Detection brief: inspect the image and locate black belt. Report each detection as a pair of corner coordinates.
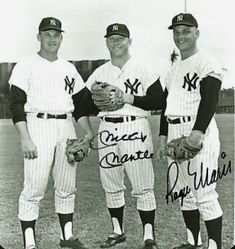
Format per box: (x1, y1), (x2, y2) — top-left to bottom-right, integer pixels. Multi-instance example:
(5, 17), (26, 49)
(167, 116), (191, 124)
(37, 113), (68, 119)
(101, 116), (136, 123)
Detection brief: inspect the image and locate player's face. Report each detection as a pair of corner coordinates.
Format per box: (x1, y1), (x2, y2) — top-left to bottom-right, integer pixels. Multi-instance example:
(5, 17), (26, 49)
(106, 35), (131, 57)
(173, 26), (199, 53)
(38, 30), (63, 55)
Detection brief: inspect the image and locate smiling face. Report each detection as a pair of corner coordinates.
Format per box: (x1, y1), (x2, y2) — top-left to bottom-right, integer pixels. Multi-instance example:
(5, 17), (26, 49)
(106, 35), (131, 58)
(173, 25), (199, 57)
(37, 29), (63, 56)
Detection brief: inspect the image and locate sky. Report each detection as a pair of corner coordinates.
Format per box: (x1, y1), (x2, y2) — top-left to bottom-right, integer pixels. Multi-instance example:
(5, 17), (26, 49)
(0, 0), (234, 88)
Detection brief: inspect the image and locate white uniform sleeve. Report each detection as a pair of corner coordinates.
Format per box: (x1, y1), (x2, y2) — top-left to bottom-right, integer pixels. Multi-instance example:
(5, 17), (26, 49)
(85, 70), (97, 91)
(141, 64), (161, 92)
(9, 59), (30, 94)
(198, 54), (223, 82)
(162, 67), (172, 91)
(70, 64), (86, 95)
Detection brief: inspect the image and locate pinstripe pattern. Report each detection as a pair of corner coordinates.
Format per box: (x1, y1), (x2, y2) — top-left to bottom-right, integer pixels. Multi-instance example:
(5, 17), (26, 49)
(165, 50), (224, 221)
(98, 118), (156, 211)
(9, 55), (85, 221)
(19, 115), (77, 220)
(86, 58), (159, 212)
(165, 51), (223, 117)
(167, 117), (223, 220)
(9, 54), (84, 114)
(86, 57), (160, 118)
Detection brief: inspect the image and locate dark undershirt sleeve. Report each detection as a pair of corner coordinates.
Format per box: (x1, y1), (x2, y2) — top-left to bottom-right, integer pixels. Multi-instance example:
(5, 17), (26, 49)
(133, 78), (164, 110)
(9, 85), (27, 124)
(159, 89), (168, 136)
(193, 76), (222, 133)
(72, 87), (99, 121)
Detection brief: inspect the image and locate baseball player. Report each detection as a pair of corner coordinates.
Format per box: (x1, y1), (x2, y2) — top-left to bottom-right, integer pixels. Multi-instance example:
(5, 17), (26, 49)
(9, 17), (92, 249)
(82, 23), (164, 249)
(157, 13), (223, 249)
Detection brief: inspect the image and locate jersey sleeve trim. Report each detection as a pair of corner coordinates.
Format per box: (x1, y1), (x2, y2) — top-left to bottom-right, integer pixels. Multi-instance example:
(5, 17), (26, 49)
(193, 76), (221, 133)
(133, 78), (164, 111)
(9, 85), (27, 124)
(159, 89), (168, 136)
(72, 87), (99, 121)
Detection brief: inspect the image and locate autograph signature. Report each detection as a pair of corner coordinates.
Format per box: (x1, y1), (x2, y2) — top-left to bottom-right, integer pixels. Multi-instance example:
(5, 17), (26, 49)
(90, 129), (152, 168)
(99, 150), (153, 168)
(90, 129), (147, 150)
(165, 152), (232, 206)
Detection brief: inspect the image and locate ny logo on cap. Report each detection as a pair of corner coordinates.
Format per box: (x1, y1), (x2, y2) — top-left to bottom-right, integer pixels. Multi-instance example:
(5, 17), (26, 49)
(50, 19), (57, 26)
(177, 14), (183, 22)
(112, 25), (119, 31)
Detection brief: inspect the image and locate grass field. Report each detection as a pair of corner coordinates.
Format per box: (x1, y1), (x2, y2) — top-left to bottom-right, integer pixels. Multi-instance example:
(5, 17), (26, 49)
(0, 114), (234, 249)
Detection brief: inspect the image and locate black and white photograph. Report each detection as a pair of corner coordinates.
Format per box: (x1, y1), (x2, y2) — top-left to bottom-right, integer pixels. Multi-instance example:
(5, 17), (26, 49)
(0, 0), (234, 249)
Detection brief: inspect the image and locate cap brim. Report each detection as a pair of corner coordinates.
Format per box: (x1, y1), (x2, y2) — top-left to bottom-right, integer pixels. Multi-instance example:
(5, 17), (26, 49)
(168, 22), (195, 30)
(40, 26), (64, 32)
(104, 32), (129, 38)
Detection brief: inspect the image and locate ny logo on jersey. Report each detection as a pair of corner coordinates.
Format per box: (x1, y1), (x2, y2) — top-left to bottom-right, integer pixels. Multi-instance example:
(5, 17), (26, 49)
(124, 78), (141, 94)
(182, 73), (199, 91)
(64, 76), (75, 94)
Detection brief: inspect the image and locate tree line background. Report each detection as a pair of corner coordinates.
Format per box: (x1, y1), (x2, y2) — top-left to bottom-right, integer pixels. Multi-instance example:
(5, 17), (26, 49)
(0, 61), (234, 119)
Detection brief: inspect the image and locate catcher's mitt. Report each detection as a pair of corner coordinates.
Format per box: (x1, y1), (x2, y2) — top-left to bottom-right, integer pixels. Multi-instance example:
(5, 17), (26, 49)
(65, 138), (90, 165)
(165, 136), (202, 163)
(90, 81), (124, 111)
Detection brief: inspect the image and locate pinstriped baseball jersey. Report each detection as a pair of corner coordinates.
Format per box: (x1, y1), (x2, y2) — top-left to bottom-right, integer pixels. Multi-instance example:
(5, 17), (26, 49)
(165, 51), (223, 117)
(86, 57), (160, 211)
(165, 50), (224, 221)
(9, 54), (85, 114)
(9, 54), (85, 221)
(86, 57), (161, 117)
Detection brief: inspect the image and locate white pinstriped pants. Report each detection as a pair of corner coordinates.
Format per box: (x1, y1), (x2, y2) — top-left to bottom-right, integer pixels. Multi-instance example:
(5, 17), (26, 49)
(97, 117), (156, 211)
(167, 117), (223, 221)
(18, 115), (77, 221)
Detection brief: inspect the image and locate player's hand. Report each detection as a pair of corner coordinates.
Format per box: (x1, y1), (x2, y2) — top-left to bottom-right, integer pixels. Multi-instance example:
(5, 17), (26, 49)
(21, 138), (38, 159)
(156, 144), (166, 161)
(186, 130), (204, 147)
(123, 93), (134, 105)
(156, 136), (167, 161)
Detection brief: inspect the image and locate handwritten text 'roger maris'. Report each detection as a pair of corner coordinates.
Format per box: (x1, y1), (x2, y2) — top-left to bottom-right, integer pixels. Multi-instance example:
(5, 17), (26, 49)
(165, 152), (232, 206)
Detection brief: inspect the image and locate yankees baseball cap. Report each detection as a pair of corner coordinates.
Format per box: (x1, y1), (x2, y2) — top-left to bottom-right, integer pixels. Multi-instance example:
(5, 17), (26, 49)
(168, 13), (198, 29)
(104, 23), (130, 38)
(39, 17), (64, 32)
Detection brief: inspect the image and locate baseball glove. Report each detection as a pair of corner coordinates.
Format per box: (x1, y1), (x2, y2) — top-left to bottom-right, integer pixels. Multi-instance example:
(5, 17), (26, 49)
(165, 136), (202, 163)
(65, 138), (90, 165)
(90, 81), (124, 111)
